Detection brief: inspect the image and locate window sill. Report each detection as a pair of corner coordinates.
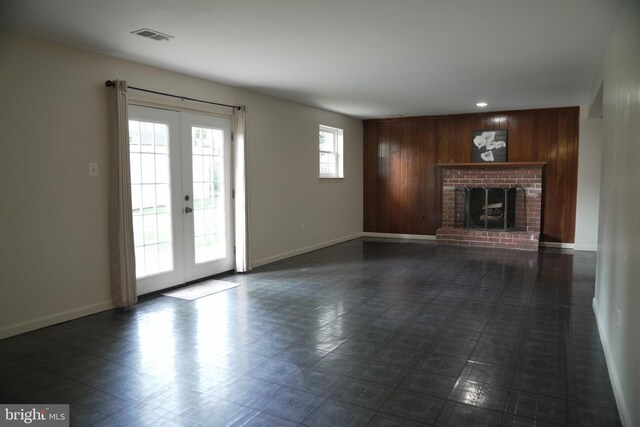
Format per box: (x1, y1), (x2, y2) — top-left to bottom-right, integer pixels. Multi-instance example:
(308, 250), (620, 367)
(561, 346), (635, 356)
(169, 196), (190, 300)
(318, 177), (345, 182)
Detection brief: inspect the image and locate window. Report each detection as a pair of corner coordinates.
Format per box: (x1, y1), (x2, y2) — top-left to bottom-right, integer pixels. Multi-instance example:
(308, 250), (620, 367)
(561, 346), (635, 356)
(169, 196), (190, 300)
(319, 125), (344, 178)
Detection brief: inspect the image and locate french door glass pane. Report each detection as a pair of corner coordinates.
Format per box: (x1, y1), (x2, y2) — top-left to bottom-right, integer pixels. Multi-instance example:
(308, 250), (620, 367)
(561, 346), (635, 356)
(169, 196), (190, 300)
(129, 119), (174, 278)
(192, 126), (226, 263)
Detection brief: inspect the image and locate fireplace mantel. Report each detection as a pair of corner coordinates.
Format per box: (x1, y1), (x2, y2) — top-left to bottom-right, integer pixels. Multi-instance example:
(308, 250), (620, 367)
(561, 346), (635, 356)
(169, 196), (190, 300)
(437, 162), (546, 169)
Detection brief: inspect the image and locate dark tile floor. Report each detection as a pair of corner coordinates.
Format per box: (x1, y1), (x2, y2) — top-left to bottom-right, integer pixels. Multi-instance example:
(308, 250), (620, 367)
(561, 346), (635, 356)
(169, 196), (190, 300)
(0, 238), (622, 426)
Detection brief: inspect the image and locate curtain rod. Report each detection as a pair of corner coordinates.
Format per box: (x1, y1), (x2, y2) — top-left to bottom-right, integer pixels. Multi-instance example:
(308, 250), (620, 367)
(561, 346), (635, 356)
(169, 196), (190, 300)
(105, 80), (242, 110)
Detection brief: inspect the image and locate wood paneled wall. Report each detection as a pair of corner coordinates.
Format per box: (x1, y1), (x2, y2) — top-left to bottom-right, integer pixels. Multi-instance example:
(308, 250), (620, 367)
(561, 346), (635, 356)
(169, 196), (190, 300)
(363, 107), (580, 243)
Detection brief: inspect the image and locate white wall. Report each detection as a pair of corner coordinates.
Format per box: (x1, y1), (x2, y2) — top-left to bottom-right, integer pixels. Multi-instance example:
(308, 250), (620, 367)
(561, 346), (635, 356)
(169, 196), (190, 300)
(574, 105), (602, 251)
(592, 0), (640, 425)
(0, 31), (363, 338)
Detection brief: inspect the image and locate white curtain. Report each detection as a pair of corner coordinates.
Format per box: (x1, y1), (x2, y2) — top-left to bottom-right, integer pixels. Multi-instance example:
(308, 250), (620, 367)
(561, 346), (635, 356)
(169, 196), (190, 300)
(108, 80), (137, 306)
(233, 106), (250, 272)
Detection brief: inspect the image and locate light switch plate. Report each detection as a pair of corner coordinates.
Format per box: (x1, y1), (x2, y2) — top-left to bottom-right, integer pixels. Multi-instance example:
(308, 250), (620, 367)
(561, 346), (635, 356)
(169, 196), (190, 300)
(89, 162), (99, 177)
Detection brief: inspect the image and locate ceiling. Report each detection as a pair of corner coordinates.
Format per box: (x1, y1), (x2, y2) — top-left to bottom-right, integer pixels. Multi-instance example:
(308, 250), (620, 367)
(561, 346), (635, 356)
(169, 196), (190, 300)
(1, 0), (622, 119)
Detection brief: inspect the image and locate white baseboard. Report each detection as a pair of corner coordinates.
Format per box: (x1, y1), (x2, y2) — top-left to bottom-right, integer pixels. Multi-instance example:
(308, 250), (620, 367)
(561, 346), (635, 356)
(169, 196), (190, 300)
(593, 298), (632, 426)
(540, 241), (575, 249)
(574, 244), (598, 252)
(251, 233), (363, 268)
(362, 232), (436, 241)
(0, 300), (114, 340)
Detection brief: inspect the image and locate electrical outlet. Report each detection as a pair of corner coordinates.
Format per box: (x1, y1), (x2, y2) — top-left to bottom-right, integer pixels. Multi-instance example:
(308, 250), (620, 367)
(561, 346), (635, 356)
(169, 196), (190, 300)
(89, 162), (99, 177)
(300, 223), (305, 232)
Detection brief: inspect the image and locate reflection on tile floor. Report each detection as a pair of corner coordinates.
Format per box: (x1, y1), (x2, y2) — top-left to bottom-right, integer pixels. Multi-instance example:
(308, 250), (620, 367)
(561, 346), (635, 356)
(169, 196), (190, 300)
(0, 238), (622, 426)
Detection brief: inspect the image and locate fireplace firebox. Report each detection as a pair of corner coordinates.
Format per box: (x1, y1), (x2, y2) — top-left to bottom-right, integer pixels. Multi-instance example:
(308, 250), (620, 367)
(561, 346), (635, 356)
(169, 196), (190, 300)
(454, 186), (526, 231)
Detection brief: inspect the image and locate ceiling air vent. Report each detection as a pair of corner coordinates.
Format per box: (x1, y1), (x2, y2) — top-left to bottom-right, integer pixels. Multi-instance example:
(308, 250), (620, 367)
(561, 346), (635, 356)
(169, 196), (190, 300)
(131, 28), (174, 42)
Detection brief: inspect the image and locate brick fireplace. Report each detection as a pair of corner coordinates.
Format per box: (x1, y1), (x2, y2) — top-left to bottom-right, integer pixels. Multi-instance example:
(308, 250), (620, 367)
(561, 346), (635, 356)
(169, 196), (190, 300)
(436, 162), (545, 251)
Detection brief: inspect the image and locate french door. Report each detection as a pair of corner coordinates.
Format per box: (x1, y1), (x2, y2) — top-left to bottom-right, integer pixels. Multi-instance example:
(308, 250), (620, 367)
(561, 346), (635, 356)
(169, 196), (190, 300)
(128, 105), (234, 295)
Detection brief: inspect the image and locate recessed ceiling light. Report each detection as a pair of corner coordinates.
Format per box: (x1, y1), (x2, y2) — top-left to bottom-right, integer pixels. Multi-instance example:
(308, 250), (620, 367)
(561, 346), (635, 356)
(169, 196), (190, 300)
(131, 28), (174, 42)
(476, 102), (488, 107)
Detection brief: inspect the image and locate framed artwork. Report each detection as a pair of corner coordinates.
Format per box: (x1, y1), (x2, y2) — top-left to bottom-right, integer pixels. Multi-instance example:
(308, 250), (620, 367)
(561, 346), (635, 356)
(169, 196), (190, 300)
(472, 130), (507, 162)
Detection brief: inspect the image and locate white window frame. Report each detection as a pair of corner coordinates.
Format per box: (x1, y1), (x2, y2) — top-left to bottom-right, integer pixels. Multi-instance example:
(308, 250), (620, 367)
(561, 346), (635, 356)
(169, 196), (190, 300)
(319, 124), (344, 179)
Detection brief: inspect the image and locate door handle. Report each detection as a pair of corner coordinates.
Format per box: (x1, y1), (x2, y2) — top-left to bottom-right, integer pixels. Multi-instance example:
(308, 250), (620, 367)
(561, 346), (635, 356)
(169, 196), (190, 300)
(184, 207), (193, 214)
